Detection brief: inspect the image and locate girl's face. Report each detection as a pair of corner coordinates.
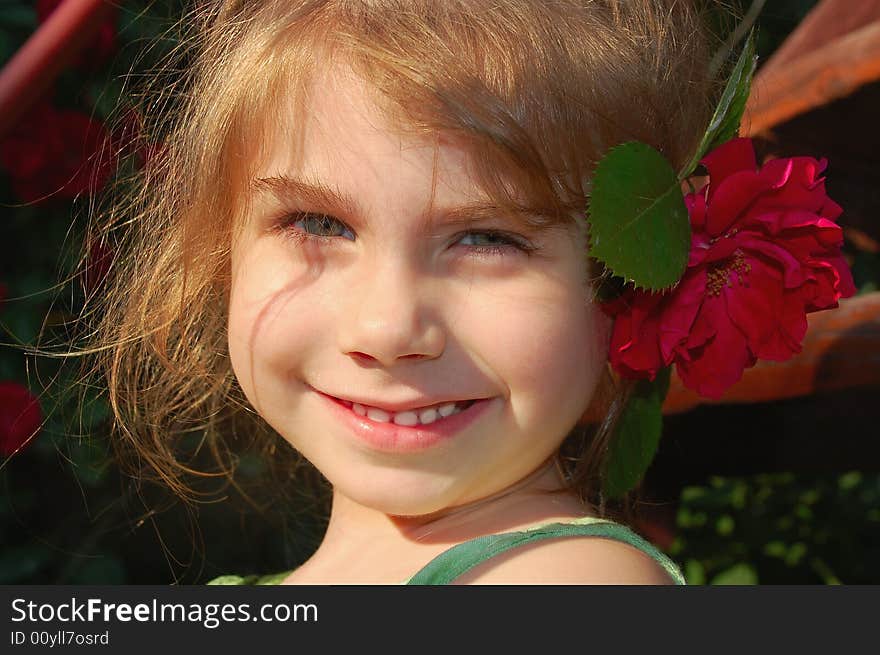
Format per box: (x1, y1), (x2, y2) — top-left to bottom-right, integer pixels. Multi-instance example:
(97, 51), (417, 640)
(228, 65), (610, 516)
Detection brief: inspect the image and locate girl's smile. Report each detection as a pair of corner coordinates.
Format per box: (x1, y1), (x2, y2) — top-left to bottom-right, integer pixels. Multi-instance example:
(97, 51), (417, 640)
(315, 388), (497, 453)
(226, 62), (611, 517)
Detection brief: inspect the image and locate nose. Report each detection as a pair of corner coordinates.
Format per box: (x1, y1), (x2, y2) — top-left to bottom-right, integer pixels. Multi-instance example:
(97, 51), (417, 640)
(337, 256), (445, 368)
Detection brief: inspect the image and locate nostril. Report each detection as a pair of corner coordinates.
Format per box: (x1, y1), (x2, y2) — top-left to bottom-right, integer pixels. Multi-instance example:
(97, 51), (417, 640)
(349, 351), (377, 364)
(348, 351), (428, 363)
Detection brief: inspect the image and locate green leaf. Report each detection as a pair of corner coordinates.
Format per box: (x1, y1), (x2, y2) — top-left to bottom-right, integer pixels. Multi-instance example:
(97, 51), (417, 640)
(603, 367), (671, 499)
(679, 31), (757, 178)
(710, 563), (758, 585)
(588, 142), (690, 291)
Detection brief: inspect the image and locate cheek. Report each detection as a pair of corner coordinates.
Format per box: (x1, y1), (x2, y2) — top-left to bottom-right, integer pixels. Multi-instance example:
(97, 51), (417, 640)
(226, 266), (262, 411)
(462, 274), (604, 409)
(226, 243), (318, 410)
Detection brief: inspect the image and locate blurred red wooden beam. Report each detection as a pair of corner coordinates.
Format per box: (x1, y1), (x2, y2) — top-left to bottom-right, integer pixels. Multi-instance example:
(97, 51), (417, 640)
(744, 0), (880, 136)
(664, 292), (880, 414)
(761, 0), (880, 71)
(0, 0), (114, 138)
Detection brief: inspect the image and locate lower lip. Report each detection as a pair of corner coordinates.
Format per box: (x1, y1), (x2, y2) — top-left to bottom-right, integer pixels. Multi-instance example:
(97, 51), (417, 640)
(315, 391), (494, 453)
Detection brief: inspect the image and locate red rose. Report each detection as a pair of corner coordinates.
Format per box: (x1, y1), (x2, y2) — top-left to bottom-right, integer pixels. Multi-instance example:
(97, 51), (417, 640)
(37, 0), (117, 68)
(0, 103), (114, 203)
(604, 138), (856, 399)
(0, 382), (42, 457)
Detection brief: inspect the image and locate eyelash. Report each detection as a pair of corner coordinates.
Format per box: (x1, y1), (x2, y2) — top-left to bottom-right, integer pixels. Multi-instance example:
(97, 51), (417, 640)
(272, 212), (537, 257)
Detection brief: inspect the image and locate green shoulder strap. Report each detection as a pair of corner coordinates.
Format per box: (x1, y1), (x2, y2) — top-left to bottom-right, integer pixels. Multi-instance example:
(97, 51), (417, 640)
(405, 518), (686, 585)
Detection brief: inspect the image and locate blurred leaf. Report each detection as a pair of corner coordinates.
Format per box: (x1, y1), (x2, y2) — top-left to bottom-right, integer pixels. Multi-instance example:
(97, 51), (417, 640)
(715, 515), (735, 536)
(711, 563), (758, 585)
(680, 486), (705, 502)
(810, 557), (841, 585)
(850, 251), (880, 294)
(764, 541), (787, 558)
(684, 559), (706, 585)
(785, 542), (808, 567)
(603, 367), (671, 498)
(839, 472), (862, 490)
(680, 31), (757, 177)
(795, 504), (812, 521)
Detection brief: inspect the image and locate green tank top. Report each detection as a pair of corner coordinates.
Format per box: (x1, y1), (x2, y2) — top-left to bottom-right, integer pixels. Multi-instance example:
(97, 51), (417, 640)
(206, 516), (686, 585)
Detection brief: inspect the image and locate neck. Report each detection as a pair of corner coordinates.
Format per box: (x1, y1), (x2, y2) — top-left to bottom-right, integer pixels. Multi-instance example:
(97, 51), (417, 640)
(318, 458), (584, 553)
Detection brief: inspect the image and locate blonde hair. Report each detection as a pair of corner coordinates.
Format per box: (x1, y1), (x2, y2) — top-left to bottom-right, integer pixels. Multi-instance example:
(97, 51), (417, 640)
(74, 0), (716, 521)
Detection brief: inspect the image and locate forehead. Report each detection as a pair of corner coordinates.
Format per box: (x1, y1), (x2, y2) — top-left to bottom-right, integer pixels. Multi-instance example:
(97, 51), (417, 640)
(244, 59), (574, 238)
(254, 64), (484, 208)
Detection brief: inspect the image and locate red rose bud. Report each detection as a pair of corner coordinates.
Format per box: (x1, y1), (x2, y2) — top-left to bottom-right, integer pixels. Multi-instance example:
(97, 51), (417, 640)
(604, 138), (856, 399)
(0, 103), (115, 203)
(0, 382), (42, 457)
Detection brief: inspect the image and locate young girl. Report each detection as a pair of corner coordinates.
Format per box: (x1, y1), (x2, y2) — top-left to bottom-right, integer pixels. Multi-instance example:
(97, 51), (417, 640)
(86, 0), (718, 584)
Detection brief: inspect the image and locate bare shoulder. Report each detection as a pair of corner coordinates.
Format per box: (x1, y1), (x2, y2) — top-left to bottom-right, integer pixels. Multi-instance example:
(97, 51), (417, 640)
(453, 535), (677, 585)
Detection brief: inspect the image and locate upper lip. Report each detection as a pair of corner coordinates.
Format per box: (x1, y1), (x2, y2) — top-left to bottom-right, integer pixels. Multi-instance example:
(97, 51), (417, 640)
(315, 388), (481, 414)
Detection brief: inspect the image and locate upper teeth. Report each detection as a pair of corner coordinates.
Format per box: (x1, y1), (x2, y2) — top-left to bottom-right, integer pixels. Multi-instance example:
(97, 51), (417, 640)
(351, 400), (470, 426)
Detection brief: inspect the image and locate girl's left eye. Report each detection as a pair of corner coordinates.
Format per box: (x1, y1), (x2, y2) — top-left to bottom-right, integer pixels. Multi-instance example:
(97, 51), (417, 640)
(456, 230), (536, 256)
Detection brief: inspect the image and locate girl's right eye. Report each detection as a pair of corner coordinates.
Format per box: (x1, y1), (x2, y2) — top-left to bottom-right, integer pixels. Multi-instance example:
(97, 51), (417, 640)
(275, 212), (356, 244)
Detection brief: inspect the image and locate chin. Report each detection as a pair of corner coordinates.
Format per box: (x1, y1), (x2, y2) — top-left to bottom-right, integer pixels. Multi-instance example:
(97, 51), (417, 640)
(331, 469), (469, 517)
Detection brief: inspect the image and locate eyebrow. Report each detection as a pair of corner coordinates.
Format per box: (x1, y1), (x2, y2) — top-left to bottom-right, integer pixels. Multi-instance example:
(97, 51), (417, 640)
(251, 174), (565, 232)
(253, 175), (362, 219)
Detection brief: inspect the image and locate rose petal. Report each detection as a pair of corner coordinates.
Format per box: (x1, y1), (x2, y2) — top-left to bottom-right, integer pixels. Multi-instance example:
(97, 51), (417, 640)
(685, 187), (708, 230)
(723, 255), (783, 352)
(701, 138), (757, 193)
(737, 234), (811, 289)
(676, 312), (754, 399)
(800, 257), (857, 311)
(657, 269), (707, 362)
(608, 291), (666, 379)
(745, 208), (842, 239)
(705, 170), (771, 236)
(756, 289), (808, 360)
